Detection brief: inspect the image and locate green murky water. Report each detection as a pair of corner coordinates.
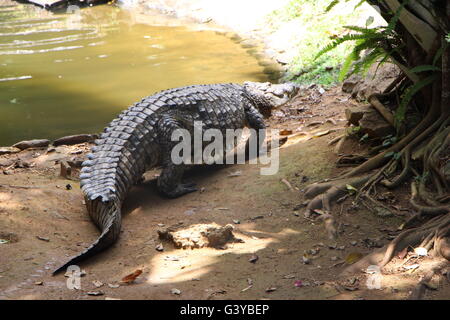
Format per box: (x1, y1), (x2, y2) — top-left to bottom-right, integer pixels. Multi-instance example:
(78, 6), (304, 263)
(0, 1), (268, 145)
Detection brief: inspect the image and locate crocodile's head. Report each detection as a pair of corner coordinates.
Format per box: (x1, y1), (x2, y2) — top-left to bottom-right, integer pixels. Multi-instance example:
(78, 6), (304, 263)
(243, 81), (300, 117)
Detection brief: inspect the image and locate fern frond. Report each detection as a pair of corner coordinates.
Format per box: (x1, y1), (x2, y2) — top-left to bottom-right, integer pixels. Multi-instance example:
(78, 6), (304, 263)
(343, 25), (381, 34)
(315, 33), (381, 59)
(395, 74), (437, 126)
(325, 0), (340, 12)
(352, 48), (384, 76)
(339, 50), (359, 81)
(385, 0), (410, 35)
(354, 0), (366, 9)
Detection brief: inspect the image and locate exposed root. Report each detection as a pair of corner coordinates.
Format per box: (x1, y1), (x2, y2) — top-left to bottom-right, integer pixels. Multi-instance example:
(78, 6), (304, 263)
(302, 46), (450, 274)
(379, 213), (450, 268)
(368, 94), (395, 127)
(304, 175), (370, 217)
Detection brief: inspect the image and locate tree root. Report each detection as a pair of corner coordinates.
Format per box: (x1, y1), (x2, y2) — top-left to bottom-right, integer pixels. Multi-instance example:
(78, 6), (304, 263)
(368, 94), (395, 127)
(379, 213), (450, 267)
(304, 175), (370, 216)
(302, 52), (450, 273)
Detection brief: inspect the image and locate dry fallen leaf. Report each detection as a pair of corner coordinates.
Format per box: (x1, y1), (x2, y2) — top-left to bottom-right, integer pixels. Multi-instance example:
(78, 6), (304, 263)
(241, 285), (252, 292)
(280, 129), (293, 136)
(345, 252), (363, 264)
(281, 178), (294, 191)
(404, 264), (420, 271)
(120, 269), (143, 284)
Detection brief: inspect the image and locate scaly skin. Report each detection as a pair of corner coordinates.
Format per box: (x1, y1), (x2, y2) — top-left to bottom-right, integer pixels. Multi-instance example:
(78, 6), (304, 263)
(53, 82), (299, 274)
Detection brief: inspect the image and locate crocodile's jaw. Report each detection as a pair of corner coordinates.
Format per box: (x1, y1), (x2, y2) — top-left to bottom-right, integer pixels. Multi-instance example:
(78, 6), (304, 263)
(243, 81), (300, 117)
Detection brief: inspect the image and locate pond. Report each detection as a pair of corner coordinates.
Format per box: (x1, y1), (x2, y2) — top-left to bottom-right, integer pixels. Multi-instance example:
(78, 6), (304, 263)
(0, 1), (269, 145)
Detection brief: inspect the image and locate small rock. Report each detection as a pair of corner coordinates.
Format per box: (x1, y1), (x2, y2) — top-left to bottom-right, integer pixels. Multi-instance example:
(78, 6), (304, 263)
(302, 255), (311, 265)
(232, 220), (240, 224)
(34, 281), (43, 285)
(249, 254), (259, 263)
(171, 288), (181, 295)
(331, 256), (339, 261)
(86, 291), (104, 296)
(0, 147), (21, 156)
(12, 139), (50, 150)
(53, 134), (97, 146)
(342, 74), (362, 93)
(155, 243), (164, 252)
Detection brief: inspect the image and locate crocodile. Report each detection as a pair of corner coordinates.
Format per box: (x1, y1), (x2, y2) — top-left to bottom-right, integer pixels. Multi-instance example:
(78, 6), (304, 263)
(53, 81), (299, 274)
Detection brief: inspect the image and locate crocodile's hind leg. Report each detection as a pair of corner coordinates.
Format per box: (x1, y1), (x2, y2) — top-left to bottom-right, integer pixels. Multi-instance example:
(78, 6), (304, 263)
(156, 115), (198, 198)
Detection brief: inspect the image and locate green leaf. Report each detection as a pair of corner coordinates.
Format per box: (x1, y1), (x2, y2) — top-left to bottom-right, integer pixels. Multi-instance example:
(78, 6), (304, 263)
(354, 0), (366, 9)
(325, 0), (340, 12)
(339, 50), (358, 81)
(395, 74), (437, 126)
(384, 151), (395, 158)
(359, 133), (369, 142)
(346, 184), (358, 193)
(433, 42), (449, 66)
(410, 65), (441, 73)
(365, 16), (374, 27)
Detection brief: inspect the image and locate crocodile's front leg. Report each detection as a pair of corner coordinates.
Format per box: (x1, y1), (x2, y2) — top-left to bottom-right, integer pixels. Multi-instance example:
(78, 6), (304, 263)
(244, 105), (266, 159)
(156, 115), (198, 198)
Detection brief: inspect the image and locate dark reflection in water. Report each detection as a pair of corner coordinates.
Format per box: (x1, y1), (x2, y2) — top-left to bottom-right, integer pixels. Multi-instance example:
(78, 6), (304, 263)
(0, 1), (268, 145)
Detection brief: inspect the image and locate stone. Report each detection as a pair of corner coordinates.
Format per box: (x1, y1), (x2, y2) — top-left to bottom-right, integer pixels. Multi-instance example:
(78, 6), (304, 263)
(12, 139), (50, 150)
(345, 105), (371, 126)
(359, 109), (394, 138)
(0, 147), (21, 156)
(53, 134), (97, 146)
(345, 105), (394, 138)
(158, 223), (242, 249)
(60, 161), (72, 179)
(342, 74), (362, 93)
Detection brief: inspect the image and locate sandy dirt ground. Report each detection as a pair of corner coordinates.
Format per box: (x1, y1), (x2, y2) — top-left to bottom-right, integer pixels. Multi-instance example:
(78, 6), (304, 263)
(0, 85), (449, 300)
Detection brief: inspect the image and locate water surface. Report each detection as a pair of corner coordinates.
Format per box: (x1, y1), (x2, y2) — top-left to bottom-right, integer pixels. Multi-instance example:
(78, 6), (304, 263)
(0, 1), (268, 145)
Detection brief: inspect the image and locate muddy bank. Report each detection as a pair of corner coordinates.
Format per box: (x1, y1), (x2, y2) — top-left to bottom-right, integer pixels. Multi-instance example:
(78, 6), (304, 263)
(129, 0), (385, 80)
(131, 0), (291, 77)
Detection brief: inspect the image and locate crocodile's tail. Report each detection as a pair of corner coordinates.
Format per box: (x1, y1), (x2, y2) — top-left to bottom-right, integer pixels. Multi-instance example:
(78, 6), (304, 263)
(52, 198), (121, 275)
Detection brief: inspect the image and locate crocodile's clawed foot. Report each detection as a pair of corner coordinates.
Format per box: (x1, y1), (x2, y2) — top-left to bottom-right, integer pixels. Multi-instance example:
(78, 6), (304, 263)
(164, 183), (198, 198)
